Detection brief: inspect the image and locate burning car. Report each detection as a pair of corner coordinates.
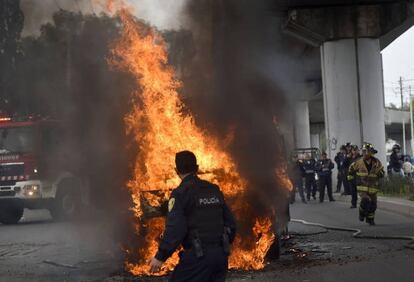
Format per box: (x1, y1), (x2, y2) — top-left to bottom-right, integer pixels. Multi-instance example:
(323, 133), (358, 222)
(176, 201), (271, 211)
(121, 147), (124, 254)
(0, 116), (88, 224)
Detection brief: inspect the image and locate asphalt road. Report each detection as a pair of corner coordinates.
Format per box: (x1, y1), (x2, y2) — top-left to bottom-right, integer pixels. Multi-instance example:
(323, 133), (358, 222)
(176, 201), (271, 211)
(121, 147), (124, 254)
(0, 209), (122, 282)
(1, 199), (413, 282)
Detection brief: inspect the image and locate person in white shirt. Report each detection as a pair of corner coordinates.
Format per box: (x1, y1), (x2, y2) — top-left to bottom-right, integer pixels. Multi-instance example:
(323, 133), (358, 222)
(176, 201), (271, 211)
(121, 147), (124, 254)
(402, 157), (413, 177)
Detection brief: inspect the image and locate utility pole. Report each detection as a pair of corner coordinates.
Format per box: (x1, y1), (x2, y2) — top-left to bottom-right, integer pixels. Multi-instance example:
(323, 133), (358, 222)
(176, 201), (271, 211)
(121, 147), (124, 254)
(400, 76), (404, 110)
(400, 77), (406, 154)
(410, 85), (413, 155)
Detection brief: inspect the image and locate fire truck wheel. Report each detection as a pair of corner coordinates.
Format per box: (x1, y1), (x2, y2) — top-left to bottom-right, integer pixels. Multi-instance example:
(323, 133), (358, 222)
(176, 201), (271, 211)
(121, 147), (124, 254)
(0, 206), (24, 225)
(50, 182), (81, 221)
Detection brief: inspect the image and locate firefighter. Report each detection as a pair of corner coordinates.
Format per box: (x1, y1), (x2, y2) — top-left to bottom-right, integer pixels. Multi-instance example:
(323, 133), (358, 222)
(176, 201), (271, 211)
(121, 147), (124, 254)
(301, 153), (318, 201)
(348, 143), (384, 226)
(149, 151), (237, 281)
(348, 145), (361, 208)
(289, 154), (306, 203)
(316, 152), (335, 202)
(334, 145), (346, 193)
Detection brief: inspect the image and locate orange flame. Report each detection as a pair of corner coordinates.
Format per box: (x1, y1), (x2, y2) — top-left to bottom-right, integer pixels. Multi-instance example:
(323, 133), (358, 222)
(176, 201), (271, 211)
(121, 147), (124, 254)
(108, 6), (292, 276)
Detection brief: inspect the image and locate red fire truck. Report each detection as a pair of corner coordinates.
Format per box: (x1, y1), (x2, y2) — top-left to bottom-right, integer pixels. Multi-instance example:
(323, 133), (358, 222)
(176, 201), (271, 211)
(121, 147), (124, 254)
(0, 116), (88, 224)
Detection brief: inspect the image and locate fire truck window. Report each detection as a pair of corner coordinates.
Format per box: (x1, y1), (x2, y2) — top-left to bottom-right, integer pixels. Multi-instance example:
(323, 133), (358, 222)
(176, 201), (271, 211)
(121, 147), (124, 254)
(0, 127), (35, 154)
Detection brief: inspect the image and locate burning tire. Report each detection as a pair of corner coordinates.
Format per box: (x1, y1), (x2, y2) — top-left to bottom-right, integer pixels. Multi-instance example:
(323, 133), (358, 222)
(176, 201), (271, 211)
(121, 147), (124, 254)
(50, 179), (81, 221)
(0, 205), (24, 225)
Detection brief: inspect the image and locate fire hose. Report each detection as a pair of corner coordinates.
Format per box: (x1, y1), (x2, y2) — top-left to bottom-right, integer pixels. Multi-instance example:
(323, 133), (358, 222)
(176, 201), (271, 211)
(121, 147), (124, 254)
(291, 219), (414, 250)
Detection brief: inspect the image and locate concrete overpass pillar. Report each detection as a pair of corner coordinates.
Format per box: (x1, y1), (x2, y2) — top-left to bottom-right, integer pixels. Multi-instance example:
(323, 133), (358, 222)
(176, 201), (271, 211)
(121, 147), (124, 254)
(321, 38), (386, 164)
(284, 3), (413, 164)
(294, 101), (311, 148)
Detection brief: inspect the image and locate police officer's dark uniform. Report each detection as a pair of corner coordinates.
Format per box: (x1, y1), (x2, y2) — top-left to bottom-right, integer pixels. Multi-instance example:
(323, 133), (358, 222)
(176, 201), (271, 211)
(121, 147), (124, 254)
(316, 153), (335, 202)
(334, 146), (346, 193)
(301, 156), (318, 201)
(341, 143), (353, 195)
(348, 146), (361, 208)
(154, 151), (236, 282)
(389, 144), (403, 175)
(288, 156), (306, 203)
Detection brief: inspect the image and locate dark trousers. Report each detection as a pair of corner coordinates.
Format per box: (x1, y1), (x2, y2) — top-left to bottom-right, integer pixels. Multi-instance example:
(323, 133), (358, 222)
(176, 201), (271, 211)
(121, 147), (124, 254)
(359, 193), (377, 221)
(350, 182), (358, 207)
(319, 174), (334, 202)
(293, 178), (305, 202)
(305, 175), (317, 200)
(336, 171), (344, 192)
(343, 176), (351, 195)
(170, 247), (228, 282)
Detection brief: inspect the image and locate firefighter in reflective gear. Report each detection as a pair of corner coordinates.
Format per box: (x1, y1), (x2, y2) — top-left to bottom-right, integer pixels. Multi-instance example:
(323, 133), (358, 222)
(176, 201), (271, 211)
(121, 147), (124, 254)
(149, 151), (237, 282)
(316, 152), (335, 202)
(348, 143), (384, 225)
(301, 154), (318, 200)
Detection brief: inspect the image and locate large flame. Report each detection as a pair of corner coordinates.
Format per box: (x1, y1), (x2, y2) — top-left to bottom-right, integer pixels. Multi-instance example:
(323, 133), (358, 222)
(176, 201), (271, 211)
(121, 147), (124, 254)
(108, 6), (292, 276)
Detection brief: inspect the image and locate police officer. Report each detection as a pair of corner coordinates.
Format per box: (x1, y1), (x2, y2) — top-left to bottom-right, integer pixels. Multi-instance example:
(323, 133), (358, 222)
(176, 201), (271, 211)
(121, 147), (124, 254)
(348, 145), (361, 208)
(334, 146), (346, 193)
(289, 154), (306, 204)
(149, 151), (236, 281)
(341, 142), (353, 195)
(301, 153), (318, 201)
(316, 152), (335, 202)
(389, 144), (404, 176)
(348, 143), (384, 226)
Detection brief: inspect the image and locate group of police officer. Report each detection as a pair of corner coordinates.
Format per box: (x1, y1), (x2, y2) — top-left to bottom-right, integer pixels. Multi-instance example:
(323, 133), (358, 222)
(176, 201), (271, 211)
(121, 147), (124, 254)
(290, 151), (336, 204)
(290, 142), (384, 226)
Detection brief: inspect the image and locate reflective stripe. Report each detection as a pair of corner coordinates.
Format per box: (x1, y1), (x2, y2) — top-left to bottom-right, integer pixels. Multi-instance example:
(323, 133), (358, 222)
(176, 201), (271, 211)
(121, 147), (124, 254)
(347, 175), (354, 181)
(357, 186), (369, 192)
(357, 186), (378, 194)
(356, 172), (368, 176)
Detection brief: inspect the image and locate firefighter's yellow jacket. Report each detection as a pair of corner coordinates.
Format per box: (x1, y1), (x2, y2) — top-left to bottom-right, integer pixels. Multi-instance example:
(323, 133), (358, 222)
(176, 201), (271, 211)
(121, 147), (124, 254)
(347, 157), (384, 194)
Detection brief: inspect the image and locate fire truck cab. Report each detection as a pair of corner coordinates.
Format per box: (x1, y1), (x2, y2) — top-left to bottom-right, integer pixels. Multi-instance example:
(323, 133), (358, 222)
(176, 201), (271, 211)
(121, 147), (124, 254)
(0, 117), (87, 224)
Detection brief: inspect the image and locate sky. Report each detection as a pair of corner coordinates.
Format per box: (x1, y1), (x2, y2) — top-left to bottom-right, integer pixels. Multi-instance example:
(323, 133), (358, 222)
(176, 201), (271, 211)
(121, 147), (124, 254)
(382, 26), (414, 107)
(20, 0), (188, 36)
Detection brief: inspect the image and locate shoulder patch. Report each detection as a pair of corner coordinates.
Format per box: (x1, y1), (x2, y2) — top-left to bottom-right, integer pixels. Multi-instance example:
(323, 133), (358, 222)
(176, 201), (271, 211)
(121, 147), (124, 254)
(168, 198), (175, 212)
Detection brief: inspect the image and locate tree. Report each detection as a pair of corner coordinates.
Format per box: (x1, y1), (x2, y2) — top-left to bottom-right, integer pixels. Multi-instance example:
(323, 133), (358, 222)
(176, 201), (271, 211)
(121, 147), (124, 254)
(0, 0), (23, 113)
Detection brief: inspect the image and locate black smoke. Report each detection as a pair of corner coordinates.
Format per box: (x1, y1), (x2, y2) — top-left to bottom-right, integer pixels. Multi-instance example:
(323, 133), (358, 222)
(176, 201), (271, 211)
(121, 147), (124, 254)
(181, 0), (319, 230)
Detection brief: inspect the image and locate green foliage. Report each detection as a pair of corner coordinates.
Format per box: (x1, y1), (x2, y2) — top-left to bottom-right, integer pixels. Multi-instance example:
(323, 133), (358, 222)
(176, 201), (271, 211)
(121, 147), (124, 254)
(380, 176), (414, 198)
(12, 10), (136, 209)
(0, 0), (24, 111)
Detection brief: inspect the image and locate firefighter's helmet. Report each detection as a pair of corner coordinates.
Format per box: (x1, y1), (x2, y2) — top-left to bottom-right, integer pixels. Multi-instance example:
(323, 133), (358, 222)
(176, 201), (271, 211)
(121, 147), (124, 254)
(362, 143), (378, 154)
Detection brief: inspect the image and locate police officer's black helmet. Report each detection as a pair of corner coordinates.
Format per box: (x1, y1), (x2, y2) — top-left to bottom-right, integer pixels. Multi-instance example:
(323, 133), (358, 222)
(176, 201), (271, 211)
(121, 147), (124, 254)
(392, 144), (401, 152)
(175, 151), (198, 174)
